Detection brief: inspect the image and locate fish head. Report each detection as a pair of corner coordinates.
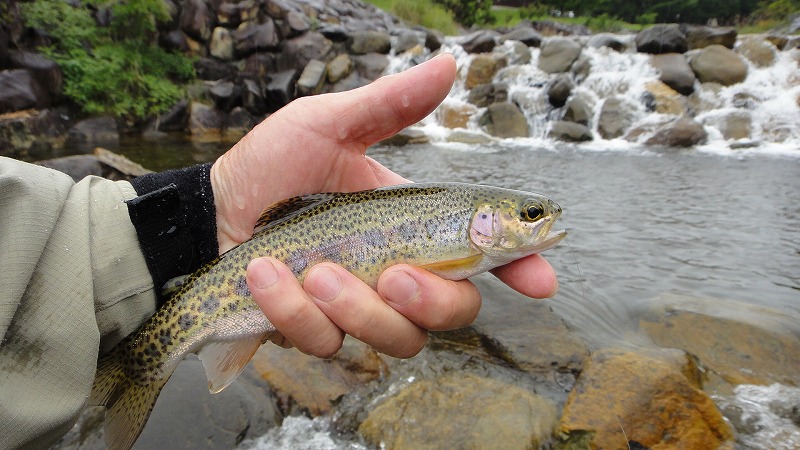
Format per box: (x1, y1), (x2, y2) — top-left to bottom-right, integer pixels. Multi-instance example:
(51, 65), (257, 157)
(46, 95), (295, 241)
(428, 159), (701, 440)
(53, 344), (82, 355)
(469, 191), (566, 261)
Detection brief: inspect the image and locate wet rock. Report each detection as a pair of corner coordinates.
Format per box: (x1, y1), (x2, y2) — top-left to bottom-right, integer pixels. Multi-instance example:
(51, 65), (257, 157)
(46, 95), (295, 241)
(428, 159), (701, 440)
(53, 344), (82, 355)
(179, 0), (213, 42)
(636, 24), (688, 54)
(284, 10), (311, 37)
(642, 80), (688, 115)
(326, 53), (352, 84)
(446, 129), (492, 145)
(765, 34), (789, 50)
(160, 29), (190, 53)
(699, 109), (752, 140)
(209, 80), (241, 112)
(638, 294), (800, 387)
(559, 347), (734, 449)
(278, 32), (333, 72)
(153, 99), (189, 132)
(351, 53), (389, 81)
(499, 27), (543, 47)
(505, 40), (531, 65)
(437, 102), (478, 129)
(650, 53), (696, 95)
(264, 69), (298, 112)
(241, 53), (278, 80)
(597, 96), (638, 139)
(194, 57), (236, 81)
(359, 373), (558, 450)
(37, 148), (151, 182)
(296, 59), (327, 96)
(225, 106), (256, 139)
(538, 37), (582, 74)
(9, 51), (63, 100)
(690, 45), (748, 86)
(0, 108), (69, 158)
(548, 121), (592, 142)
(737, 37), (777, 68)
(251, 338), (386, 416)
(393, 29), (422, 54)
(458, 29), (500, 54)
(188, 101), (225, 135)
(466, 54), (499, 90)
(587, 33), (628, 52)
(547, 73), (575, 108)
(683, 25), (737, 49)
(331, 71), (370, 93)
(65, 116), (119, 149)
(209, 27), (234, 61)
(424, 29), (443, 52)
(241, 78), (266, 116)
(233, 20), (280, 58)
(479, 102), (529, 138)
(380, 128), (429, 146)
(0, 26), (10, 69)
(0, 69), (49, 113)
(562, 93), (594, 126)
(216, 0), (258, 28)
(348, 30), (391, 55)
(645, 117), (707, 147)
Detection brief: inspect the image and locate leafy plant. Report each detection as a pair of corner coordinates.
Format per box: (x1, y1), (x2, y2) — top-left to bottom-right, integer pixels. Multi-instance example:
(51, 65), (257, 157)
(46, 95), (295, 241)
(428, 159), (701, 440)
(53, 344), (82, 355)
(19, 0), (193, 121)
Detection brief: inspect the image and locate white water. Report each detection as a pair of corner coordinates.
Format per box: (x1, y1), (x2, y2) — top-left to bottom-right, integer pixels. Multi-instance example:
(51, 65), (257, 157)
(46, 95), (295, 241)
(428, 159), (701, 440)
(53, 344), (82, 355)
(392, 36), (800, 159)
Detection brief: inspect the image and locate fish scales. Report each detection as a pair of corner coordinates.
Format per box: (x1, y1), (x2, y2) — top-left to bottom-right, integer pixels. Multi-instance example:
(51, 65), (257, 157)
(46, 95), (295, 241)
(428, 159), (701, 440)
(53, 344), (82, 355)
(89, 182), (566, 450)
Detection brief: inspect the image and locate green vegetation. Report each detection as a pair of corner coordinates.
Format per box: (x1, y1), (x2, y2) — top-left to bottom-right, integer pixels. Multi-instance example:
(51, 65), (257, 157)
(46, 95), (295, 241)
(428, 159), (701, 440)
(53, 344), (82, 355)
(364, 0), (460, 34)
(20, 0), (194, 121)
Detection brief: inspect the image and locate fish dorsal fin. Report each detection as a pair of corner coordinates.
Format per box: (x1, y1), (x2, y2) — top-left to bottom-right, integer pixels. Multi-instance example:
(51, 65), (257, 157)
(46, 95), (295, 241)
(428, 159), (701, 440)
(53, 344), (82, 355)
(253, 193), (337, 234)
(197, 335), (266, 394)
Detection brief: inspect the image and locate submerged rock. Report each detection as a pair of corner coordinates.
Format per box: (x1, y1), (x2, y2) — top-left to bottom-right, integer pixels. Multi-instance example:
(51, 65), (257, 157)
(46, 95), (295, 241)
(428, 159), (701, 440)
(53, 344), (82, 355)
(645, 117), (707, 147)
(359, 373), (558, 450)
(737, 37), (778, 68)
(559, 347), (735, 449)
(548, 121), (593, 142)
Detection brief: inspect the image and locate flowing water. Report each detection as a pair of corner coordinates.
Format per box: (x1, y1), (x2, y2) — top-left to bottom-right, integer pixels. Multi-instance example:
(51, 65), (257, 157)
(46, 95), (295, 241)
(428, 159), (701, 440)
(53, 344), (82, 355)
(86, 37), (800, 449)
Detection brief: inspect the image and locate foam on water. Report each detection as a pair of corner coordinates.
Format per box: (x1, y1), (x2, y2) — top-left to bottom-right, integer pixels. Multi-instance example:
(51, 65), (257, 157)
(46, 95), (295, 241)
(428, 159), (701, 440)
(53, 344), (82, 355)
(237, 416), (367, 450)
(714, 384), (800, 449)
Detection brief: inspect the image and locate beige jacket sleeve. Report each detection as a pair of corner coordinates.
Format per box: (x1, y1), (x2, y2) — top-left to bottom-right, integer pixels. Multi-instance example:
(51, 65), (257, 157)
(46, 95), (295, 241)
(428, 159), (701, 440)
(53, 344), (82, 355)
(0, 157), (158, 449)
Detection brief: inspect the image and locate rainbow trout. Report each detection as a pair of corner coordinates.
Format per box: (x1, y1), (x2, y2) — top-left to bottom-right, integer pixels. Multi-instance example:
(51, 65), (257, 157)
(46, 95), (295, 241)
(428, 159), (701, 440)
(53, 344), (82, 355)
(90, 182), (566, 449)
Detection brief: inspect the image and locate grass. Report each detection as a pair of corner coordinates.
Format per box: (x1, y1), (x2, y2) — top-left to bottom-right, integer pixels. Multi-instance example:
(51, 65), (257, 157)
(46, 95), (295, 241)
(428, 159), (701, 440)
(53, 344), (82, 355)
(363, 0), (460, 35)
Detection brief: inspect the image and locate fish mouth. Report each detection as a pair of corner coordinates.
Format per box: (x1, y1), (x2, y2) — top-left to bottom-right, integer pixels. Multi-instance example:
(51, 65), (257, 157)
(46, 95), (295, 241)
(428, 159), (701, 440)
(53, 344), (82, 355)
(535, 228), (567, 254)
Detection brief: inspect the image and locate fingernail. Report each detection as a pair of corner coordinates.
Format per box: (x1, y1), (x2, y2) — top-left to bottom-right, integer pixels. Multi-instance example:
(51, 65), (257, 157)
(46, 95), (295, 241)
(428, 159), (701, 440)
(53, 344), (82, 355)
(251, 258), (279, 289)
(306, 266), (343, 302)
(383, 269), (420, 306)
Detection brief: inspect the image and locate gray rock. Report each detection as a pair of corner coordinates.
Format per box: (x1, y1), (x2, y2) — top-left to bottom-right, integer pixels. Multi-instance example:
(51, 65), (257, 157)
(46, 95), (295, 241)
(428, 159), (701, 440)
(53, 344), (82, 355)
(327, 54), (352, 84)
(194, 57), (236, 81)
(765, 34), (789, 50)
(9, 51), (63, 100)
(507, 40), (531, 65)
(598, 96), (638, 139)
(0, 108), (69, 159)
(636, 24), (688, 54)
(216, 0), (258, 28)
(467, 82), (508, 107)
(160, 30), (190, 53)
(379, 128), (429, 146)
(587, 33), (628, 52)
(394, 29), (423, 54)
(562, 93), (593, 126)
(153, 99), (189, 132)
(226, 106), (256, 139)
(209, 80), (241, 112)
(499, 27), (543, 47)
(446, 130), (493, 145)
(651, 53), (696, 95)
(296, 59), (327, 96)
(189, 102), (225, 135)
(278, 32), (333, 72)
(179, 0), (213, 42)
(547, 74), (575, 108)
(241, 53), (278, 79)
(66, 116), (119, 148)
(548, 121), (593, 142)
(682, 25), (737, 49)
(466, 54), (500, 89)
(0, 69), (49, 113)
(349, 30), (391, 55)
(233, 20), (280, 58)
(241, 78), (267, 116)
(690, 45), (748, 86)
(285, 10), (311, 37)
(351, 53), (389, 81)
(645, 118), (707, 147)
(424, 29), (443, 52)
(264, 70), (298, 112)
(538, 37), (582, 74)
(209, 27), (234, 61)
(479, 103), (529, 138)
(331, 70), (370, 93)
(458, 29), (500, 54)
(736, 37), (777, 68)
(699, 110), (752, 140)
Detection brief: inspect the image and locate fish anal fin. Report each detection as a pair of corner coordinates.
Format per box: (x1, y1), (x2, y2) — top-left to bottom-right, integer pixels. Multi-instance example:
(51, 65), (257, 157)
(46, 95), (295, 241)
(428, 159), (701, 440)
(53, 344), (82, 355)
(254, 193), (337, 234)
(419, 254), (484, 277)
(197, 335), (264, 394)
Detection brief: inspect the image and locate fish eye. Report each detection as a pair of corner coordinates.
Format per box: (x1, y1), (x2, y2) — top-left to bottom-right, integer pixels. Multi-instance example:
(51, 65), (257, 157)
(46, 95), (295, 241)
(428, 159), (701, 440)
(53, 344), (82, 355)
(521, 203), (544, 222)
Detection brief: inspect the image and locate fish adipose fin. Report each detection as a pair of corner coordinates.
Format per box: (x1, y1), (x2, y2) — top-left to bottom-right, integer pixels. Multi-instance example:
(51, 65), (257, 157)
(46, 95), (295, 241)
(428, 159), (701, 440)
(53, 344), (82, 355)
(90, 348), (169, 450)
(197, 334), (265, 394)
(253, 193), (338, 234)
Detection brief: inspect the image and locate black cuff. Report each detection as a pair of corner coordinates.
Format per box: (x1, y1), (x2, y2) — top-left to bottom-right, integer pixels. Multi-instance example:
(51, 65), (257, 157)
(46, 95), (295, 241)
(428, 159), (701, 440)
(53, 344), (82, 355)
(127, 162), (218, 306)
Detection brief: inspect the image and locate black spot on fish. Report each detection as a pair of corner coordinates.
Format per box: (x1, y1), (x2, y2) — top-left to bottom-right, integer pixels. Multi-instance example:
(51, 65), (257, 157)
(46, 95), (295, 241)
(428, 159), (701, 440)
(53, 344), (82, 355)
(178, 313), (195, 331)
(201, 295), (220, 313)
(235, 277), (250, 297)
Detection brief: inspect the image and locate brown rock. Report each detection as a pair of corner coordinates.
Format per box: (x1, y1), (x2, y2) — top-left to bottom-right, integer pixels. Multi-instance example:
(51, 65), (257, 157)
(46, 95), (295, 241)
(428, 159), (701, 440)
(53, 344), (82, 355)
(360, 373), (558, 450)
(651, 53), (696, 95)
(251, 337), (386, 415)
(643, 80), (688, 115)
(437, 102), (477, 129)
(548, 121), (592, 142)
(690, 45), (748, 86)
(466, 54), (498, 89)
(699, 110), (752, 140)
(179, 0), (213, 42)
(737, 37), (777, 68)
(597, 96), (638, 139)
(559, 347), (735, 449)
(645, 118), (707, 147)
(683, 25), (737, 49)
(479, 103), (529, 138)
(326, 53), (352, 84)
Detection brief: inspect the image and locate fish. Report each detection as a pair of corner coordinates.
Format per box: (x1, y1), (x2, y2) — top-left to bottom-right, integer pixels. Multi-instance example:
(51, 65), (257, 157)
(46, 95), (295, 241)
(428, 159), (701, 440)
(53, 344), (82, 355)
(89, 182), (566, 450)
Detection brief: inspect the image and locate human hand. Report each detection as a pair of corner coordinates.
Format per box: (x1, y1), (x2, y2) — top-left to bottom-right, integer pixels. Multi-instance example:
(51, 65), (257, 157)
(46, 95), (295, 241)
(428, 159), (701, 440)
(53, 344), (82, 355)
(210, 54), (558, 358)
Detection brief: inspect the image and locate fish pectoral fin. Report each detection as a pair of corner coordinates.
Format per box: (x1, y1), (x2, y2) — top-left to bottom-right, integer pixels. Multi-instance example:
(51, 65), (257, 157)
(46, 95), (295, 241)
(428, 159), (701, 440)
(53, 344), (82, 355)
(419, 253), (484, 276)
(197, 335), (265, 394)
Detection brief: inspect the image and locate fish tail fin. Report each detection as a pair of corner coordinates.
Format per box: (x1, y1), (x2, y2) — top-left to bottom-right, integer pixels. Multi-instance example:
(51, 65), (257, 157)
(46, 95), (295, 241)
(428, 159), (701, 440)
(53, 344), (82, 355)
(90, 347), (169, 450)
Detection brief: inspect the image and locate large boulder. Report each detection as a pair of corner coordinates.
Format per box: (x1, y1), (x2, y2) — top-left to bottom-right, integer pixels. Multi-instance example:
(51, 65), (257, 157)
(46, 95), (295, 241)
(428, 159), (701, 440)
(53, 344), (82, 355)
(587, 33), (629, 52)
(264, 69), (298, 112)
(458, 29), (500, 54)
(188, 101), (225, 136)
(179, 0), (213, 42)
(562, 93), (594, 126)
(194, 57), (236, 81)
(650, 53), (696, 95)
(208, 80), (241, 112)
(326, 53), (352, 84)
(209, 27), (234, 61)
(233, 20), (280, 58)
(699, 109), (752, 140)
(278, 32), (333, 72)
(548, 121), (593, 142)
(65, 116), (119, 149)
(682, 25), (737, 49)
(642, 80), (688, 116)
(0, 69), (49, 113)
(736, 37), (778, 68)
(597, 96), (638, 139)
(348, 30), (391, 55)
(499, 26), (543, 47)
(437, 102), (478, 129)
(466, 54), (499, 89)
(152, 99), (189, 132)
(479, 103), (529, 138)
(645, 118), (707, 147)
(537, 37), (582, 74)
(690, 44), (748, 86)
(296, 59), (327, 96)
(351, 53), (389, 81)
(559, 348), (734, 449)
(467, 82), (508, 108)
(636, 24), (688, 54)
(547, 73), (575, 108)
(9, 51), (62, 100)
